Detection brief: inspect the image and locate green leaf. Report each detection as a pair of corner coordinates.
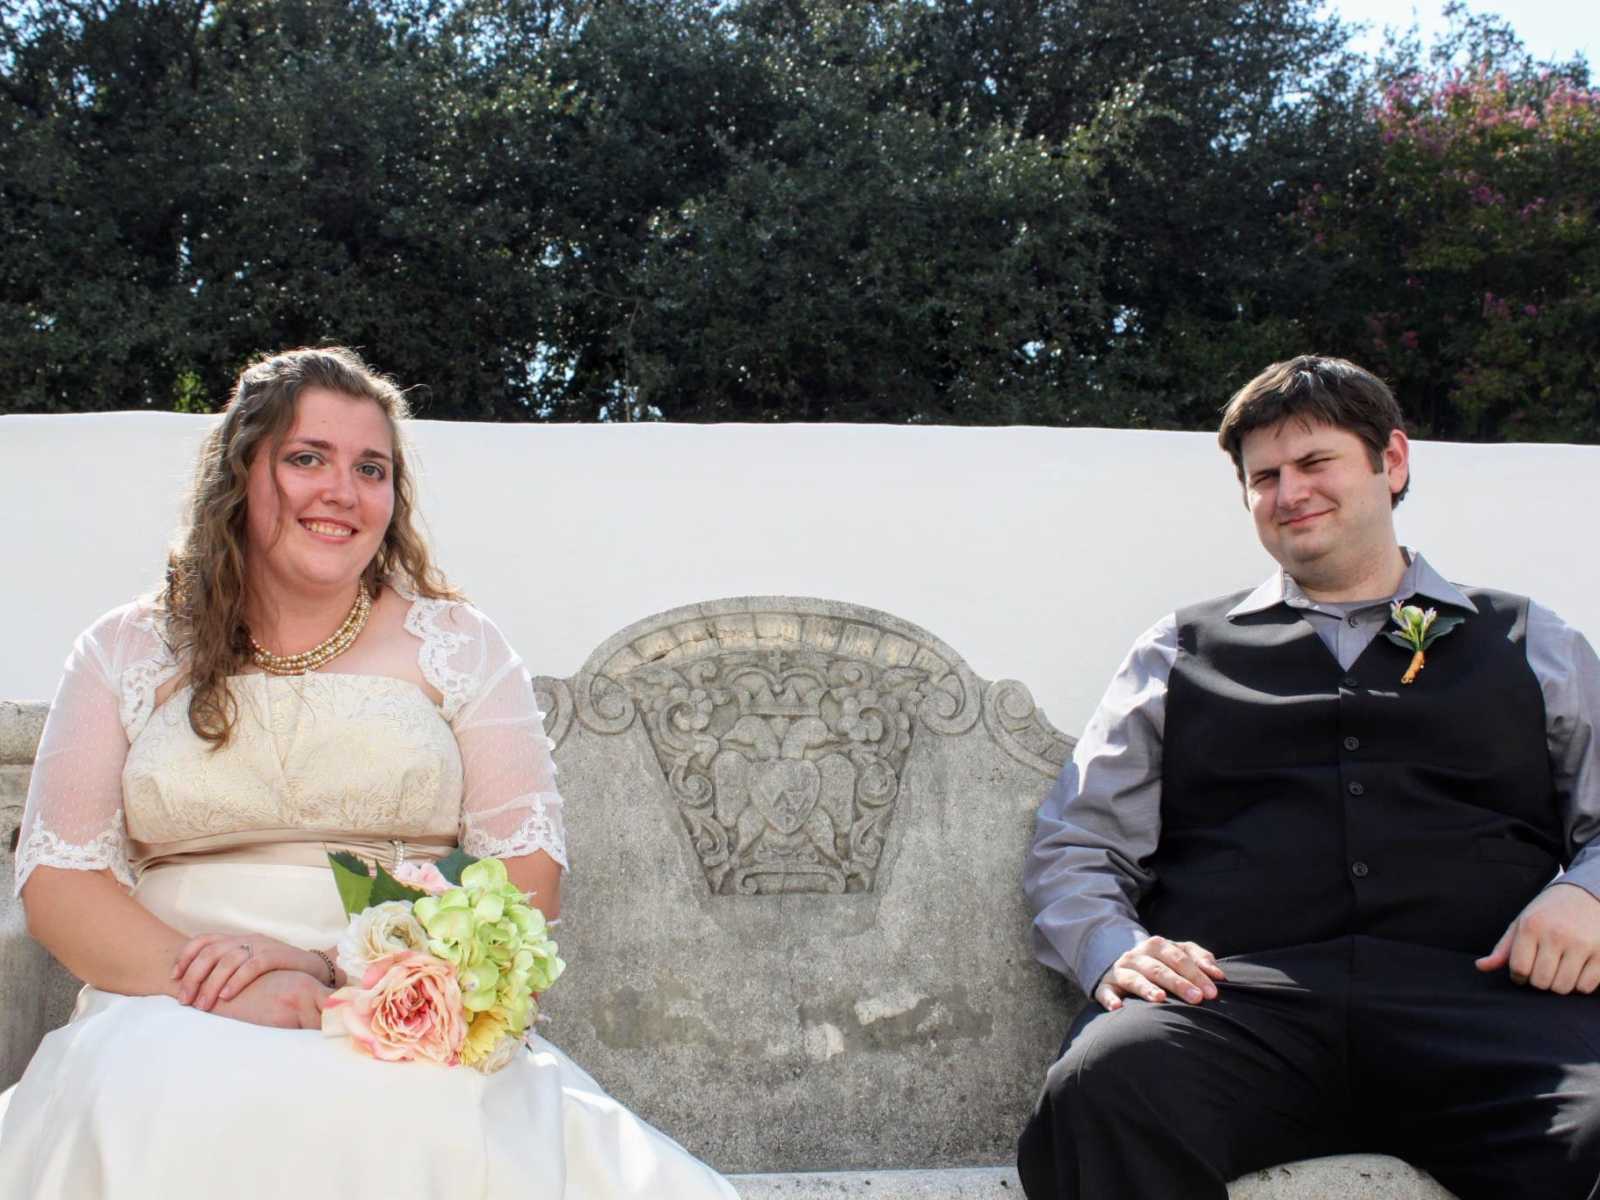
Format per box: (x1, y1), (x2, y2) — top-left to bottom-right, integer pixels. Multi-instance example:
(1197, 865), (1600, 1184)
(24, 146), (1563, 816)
(433, 848), (479, 887)
(328, 852), (375, 917)
(368, 862), (430, 906)
(1383, 630), (1418, 651)
(1421, 614), (1465, 649)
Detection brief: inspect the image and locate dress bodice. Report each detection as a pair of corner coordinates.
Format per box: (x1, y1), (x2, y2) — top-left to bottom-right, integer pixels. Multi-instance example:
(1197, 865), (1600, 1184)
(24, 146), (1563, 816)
(123, 674), (464, 869)
(15, 588), (568, 896)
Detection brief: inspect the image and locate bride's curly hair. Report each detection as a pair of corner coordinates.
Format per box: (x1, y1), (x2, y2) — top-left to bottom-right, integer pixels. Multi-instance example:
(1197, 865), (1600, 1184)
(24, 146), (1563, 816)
(159, 347), (461, 748)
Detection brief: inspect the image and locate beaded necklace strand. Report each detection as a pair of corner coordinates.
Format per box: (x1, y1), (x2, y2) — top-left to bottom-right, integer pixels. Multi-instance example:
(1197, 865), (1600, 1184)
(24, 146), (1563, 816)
(247, 581), (373, 676)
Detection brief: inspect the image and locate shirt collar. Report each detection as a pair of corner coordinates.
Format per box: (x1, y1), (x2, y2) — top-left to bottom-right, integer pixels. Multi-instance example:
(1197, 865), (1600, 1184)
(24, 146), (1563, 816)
(1226, 549), (1479, 620)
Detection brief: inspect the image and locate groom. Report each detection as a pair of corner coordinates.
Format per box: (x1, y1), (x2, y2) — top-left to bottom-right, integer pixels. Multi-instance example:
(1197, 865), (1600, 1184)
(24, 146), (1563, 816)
(1018, 356), (1600, 1198)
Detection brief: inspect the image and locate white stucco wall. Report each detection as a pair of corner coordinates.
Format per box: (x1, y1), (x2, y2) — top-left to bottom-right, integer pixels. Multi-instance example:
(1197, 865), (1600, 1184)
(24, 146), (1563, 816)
(2, 413), (1597, 737)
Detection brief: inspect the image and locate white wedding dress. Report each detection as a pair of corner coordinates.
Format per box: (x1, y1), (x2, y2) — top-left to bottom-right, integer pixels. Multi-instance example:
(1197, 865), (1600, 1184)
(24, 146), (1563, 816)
(0, 589), (737, 1199)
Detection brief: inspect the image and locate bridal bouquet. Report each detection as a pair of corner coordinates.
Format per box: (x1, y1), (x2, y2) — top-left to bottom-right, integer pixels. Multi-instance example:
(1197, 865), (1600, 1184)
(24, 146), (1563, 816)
(320, 850), (564, 1072)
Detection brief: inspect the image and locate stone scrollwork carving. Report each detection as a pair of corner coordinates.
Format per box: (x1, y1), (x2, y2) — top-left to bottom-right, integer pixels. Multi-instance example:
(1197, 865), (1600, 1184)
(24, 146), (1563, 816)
(624, 652), (924, 894)
(982, 679), (1074, 777)
(549, 598), (1071, 895)
(530, 676), (574, 750)
(573, 670), (637, 736)
(914, 662), (983, 737)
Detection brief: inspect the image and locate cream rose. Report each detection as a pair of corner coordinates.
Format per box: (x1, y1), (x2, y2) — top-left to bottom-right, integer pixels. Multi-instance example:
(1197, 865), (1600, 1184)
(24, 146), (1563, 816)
(335, 900), (430, 981)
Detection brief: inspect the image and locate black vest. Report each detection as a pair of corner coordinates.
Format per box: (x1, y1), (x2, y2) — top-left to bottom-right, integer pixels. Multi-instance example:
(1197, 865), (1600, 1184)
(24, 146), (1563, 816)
(1143, 587), (1561, 957)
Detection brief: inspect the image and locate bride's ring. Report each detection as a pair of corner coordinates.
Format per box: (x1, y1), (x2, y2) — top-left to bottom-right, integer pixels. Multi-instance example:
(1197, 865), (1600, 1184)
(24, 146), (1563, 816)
(241, 942), (253, 959)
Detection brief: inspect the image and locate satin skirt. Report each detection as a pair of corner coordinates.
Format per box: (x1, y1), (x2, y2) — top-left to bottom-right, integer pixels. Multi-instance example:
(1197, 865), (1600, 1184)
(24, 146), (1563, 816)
(0, 863), (737, 1199)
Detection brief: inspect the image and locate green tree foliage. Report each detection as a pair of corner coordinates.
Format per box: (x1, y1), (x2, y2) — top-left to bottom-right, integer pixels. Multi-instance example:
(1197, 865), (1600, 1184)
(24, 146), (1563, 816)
(892, 0), (1370, 427)
(520, 0), (802, 418)
(2, 0), (574, 415)
(1, 0), (1592, 440)
(561, 3), (1135, 421)
(1288, 30), (1599, 440)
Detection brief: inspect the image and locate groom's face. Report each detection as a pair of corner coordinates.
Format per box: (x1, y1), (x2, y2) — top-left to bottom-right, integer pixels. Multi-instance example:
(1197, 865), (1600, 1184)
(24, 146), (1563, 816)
(1240, 417), (1408, 587)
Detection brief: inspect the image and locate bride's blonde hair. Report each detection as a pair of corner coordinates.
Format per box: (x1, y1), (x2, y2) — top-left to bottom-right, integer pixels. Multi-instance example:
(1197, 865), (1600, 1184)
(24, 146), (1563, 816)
(160, 347), (460, 748)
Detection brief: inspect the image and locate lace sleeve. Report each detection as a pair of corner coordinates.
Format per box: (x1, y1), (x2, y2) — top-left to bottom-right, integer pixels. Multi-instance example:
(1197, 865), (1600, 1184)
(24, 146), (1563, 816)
(13, 604), (161, 896)
(403, 593), (568, 871)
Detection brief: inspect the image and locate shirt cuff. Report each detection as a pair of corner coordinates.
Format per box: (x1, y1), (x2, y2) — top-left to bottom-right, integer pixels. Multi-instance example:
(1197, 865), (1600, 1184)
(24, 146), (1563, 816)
(1077, 921), (1150, 998)
(1552, 853), (1600, 903)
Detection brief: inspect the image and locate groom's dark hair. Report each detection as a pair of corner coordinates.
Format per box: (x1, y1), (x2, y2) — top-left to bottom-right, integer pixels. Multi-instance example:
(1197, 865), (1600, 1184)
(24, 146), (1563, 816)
(1218, 355), (1410, 508)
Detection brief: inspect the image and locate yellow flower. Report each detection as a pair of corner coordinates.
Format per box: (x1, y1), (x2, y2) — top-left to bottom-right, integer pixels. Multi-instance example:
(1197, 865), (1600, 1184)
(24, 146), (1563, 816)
(460, 1009), (519, 1072)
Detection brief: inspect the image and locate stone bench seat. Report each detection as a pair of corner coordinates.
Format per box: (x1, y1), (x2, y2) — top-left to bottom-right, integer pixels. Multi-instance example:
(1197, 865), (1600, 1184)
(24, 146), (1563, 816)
(730, 1158), (1452, 1198)
(1, 600), (1454, 1197)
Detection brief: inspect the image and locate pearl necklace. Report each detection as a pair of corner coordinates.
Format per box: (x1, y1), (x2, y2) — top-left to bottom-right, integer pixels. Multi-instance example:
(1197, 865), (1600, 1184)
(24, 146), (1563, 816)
(248, 582), (373, 676)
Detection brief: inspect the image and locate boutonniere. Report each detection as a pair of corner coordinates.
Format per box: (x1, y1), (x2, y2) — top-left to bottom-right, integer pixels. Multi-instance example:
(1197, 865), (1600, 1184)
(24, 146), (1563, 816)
(1385, 602), (1464, 684)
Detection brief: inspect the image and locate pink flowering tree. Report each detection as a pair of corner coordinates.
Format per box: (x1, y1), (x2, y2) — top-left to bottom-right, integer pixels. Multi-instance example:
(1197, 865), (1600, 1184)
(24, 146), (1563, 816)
(1294, 47), (1598, 440)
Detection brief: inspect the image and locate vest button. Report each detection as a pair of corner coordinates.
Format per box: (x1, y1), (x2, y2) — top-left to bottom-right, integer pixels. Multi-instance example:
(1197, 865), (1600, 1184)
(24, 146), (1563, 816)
(1348, 781), (1365, 796)
(1351, 860), (1370, 878)
(1343, 736), (1360, 751)
(1342, 675), (1359, 688)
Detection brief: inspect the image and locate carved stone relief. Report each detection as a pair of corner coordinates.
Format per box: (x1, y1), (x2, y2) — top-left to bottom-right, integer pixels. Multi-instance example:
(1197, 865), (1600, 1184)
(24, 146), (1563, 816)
(533, 598), (1073, 896)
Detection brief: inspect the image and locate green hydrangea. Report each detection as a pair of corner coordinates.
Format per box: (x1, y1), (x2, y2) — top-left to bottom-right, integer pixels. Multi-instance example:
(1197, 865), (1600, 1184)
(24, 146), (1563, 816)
(412, 857), (565, 1034)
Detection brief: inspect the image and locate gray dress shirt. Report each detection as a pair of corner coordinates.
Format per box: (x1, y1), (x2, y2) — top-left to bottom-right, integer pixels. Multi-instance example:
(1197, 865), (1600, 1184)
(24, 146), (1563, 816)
(1024, 551), (1600, 997)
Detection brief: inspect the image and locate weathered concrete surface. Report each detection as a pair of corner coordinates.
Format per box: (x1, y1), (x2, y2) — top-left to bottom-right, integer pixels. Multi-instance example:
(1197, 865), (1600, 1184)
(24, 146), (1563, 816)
(731, 1168), (1022, 1198)
(730, 1160), (1455, 1199)
(0, 700), (80, 1091)
(1230, 1156), (1456, 1198)
(0, 700), (49, 846)
(0, 700), (47, 767)
(534, 597), (1079, 1173)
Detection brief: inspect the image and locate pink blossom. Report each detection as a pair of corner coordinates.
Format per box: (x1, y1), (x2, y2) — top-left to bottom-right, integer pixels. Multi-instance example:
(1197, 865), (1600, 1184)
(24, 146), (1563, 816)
(393, 860), (452, 895)
(321, 951), (466, 1066)
(1401, 331), (1420, 350)
(1523, 304), (1539, 318)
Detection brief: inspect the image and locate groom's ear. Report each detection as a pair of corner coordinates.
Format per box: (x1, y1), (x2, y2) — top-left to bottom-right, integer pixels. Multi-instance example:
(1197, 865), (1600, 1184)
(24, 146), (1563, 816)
(1383, 429), (1410, 507)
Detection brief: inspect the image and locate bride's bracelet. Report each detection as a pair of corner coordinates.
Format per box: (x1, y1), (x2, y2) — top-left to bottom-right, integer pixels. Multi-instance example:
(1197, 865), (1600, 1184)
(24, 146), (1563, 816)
(311, 949), (337, 988)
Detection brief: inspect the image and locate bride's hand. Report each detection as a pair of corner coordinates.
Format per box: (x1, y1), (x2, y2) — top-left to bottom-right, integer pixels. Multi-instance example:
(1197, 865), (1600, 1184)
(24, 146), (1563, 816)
(207, 970), (330, 1030)
(173, 932), (330, 1011)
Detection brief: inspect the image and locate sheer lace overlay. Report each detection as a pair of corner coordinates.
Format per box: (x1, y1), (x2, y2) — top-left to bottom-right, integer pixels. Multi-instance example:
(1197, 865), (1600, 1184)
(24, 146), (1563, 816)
(397, 588), (476, 722)
(15, 816), (136, 892)
(14, 590), (567, 897)
(392, 582), (568, 871)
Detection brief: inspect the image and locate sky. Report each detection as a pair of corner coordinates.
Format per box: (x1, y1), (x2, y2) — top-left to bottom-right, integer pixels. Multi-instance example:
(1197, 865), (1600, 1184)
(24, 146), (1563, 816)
(1324, 0), (1596, 65)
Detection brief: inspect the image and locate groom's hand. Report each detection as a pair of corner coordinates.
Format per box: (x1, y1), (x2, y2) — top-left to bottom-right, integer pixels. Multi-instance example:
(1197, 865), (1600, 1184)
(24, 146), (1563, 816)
(1094, 936), (1226, 1011)
(1476, 883), (1600, 993)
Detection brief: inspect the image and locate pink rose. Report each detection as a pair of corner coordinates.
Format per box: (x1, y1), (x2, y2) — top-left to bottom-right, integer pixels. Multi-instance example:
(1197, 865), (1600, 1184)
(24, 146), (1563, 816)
(321, 951), (466, 1066)
(392, 860), (452, 895)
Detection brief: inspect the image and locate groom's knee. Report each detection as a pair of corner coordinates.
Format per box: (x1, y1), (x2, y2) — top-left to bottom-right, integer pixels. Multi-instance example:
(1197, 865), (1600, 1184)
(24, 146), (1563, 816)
(1019, 1004), (1202, 1198)
(1045, 1002), (1186, 1118)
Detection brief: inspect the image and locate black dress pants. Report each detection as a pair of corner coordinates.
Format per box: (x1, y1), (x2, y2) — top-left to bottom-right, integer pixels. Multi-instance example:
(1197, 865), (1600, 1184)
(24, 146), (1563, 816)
(1017, 938), (1600, 1200)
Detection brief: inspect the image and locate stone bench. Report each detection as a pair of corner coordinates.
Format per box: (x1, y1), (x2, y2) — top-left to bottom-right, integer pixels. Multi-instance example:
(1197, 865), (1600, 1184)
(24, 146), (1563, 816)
(1, 598), (1454, 1197)
(728, 1159), (1449, 1198)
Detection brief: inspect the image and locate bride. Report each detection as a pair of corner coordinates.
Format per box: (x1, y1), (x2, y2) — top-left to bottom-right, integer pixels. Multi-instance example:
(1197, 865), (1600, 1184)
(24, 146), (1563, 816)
(0, 347), (737, 1198)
